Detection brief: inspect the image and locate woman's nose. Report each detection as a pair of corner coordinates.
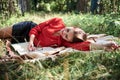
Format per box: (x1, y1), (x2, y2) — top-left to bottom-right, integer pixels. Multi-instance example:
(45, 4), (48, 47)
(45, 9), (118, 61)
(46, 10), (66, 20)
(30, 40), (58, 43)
(63, 30), (66, 35)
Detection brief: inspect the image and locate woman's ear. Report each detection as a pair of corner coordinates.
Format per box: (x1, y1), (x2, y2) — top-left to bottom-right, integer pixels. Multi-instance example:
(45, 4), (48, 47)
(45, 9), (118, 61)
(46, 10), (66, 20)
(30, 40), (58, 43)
(77, 33), (87, 41)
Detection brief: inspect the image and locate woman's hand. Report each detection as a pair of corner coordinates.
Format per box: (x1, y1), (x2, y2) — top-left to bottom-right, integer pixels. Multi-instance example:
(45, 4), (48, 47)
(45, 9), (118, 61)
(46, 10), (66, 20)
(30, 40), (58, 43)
(28, 42), (36, 51)
(103, 41), (118, 51)
(28, 34), (36, 51)
(96, 40), (118, 51)
(90, 40), (119, 51)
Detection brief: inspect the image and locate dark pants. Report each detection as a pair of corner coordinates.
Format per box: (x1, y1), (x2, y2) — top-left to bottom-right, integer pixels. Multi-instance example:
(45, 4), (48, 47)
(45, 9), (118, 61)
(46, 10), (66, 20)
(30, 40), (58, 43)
(18, 0), (25, 16)
(12, 21), (37, 43)
(91, 0), (98, 14)
(33, 0), (38, 10)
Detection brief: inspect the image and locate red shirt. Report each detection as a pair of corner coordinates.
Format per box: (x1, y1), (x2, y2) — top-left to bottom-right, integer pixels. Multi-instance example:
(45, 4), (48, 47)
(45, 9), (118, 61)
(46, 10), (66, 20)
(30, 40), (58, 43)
(29, 18), (90, 51)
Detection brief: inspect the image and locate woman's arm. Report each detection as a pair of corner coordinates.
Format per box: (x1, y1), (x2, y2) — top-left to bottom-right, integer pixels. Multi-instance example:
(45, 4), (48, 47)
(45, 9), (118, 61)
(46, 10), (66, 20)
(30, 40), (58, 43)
(90, 40), (118, 51)
(62, 40), (118, 51)
(29, 18), (63, 37)
(28, 34), (36, 51)
(62, 41), (91, 51)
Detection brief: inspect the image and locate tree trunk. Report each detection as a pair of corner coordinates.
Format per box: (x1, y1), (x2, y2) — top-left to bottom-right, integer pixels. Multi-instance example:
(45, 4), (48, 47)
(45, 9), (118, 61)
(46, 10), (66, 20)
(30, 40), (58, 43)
(76, 0), (89, 13)
(26, 0), (31, 11)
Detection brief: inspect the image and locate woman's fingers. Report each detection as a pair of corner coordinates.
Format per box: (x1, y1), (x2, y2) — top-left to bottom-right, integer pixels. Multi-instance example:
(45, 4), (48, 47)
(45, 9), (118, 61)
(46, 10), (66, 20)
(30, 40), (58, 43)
(28, 43), (36, 51)
(104, 41), (119, 51)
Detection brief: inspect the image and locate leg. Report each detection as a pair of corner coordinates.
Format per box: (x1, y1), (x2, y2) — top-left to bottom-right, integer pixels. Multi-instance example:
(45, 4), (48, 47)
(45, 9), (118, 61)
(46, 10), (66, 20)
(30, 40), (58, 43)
(5, 40), (24, 60)
(0, 27), (12, 39)
(91, 0), (98, 14)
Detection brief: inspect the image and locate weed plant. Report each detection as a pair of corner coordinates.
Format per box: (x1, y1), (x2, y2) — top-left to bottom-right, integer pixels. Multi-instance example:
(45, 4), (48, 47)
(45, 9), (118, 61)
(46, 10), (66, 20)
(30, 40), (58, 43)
(0, 12), (120, 80)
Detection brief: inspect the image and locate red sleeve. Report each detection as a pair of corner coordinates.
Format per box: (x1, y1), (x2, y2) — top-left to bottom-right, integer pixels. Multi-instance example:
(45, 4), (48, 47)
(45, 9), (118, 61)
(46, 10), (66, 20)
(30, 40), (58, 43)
(62, 41), (91, 51)
(29, 17), (64, 36)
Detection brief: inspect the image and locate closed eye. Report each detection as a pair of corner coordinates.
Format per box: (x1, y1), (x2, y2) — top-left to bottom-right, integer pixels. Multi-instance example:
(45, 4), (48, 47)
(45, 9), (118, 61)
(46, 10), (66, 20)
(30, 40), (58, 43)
(66, 29), (70, 32)
(78, 31), (82, 34)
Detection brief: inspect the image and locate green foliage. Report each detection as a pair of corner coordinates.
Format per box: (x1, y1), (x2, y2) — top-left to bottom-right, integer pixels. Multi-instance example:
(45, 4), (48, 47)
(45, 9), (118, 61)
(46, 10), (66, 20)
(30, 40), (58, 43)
(0, 12), (120, 37)
(0, 12), (120, 80)
(1, 51), (120, 80)
(1, 0), (120, 21)
(34, 0), (120, 14)
(103, 14), (120, 37)
(36, 0), (68, 12)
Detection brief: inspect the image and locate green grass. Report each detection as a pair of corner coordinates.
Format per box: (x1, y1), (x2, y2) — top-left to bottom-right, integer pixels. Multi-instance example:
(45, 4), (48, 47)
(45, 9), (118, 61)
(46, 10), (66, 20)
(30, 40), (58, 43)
(1, 12), (120, 36)
(1, 51), (120, 80)
(0, 12), (120, 80)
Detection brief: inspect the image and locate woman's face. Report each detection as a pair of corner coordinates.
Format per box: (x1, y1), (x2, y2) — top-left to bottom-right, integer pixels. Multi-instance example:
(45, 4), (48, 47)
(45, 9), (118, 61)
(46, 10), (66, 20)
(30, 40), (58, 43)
(59, 27), (87, 42)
